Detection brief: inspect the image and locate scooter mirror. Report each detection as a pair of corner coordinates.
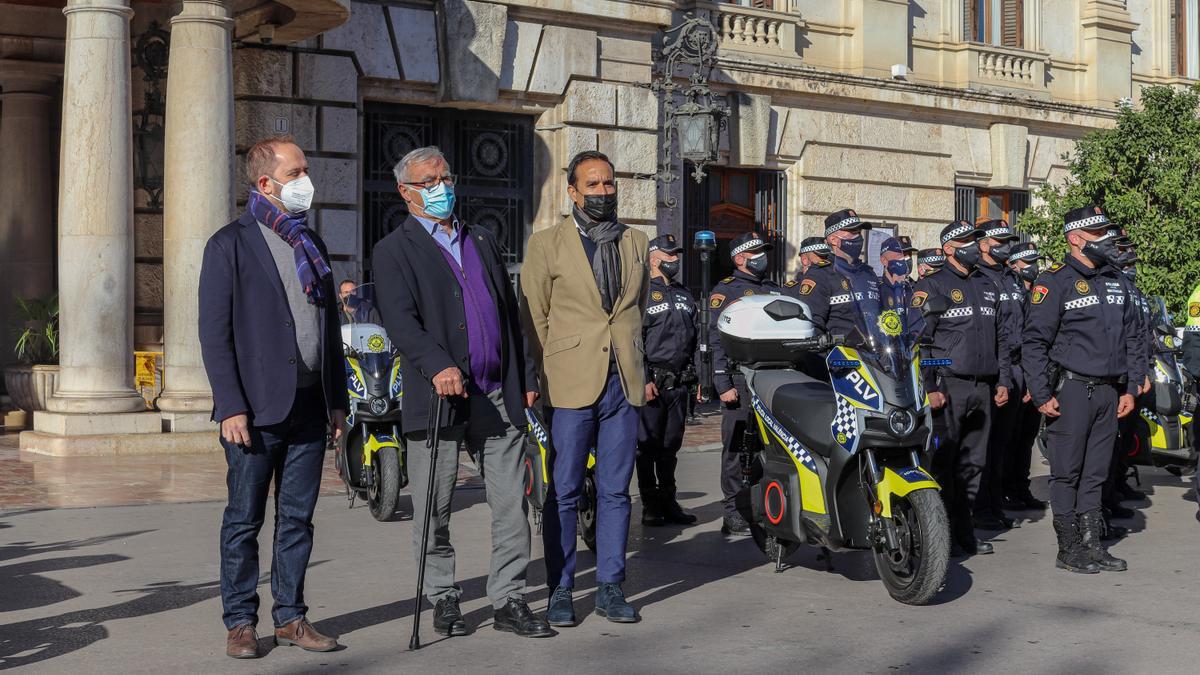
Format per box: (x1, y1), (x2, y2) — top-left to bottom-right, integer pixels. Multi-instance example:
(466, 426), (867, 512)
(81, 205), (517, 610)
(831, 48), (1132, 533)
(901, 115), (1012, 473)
(920, 295), (951, 317)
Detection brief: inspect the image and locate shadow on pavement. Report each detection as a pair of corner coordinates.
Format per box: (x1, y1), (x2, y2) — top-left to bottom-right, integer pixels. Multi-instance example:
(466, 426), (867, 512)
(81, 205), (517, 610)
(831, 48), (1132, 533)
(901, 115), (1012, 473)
(0, 554), (129, 613)
(0, 530), (156, 564)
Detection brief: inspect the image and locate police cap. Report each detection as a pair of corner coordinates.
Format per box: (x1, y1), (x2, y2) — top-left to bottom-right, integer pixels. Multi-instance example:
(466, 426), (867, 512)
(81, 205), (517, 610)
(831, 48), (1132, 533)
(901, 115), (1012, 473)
(823, 209), (870, 237)
(1063, 205), (1111, 233)
(648, 234), (684, 254)
(729, 231), (773, 258)
(940, 220), (984, 246)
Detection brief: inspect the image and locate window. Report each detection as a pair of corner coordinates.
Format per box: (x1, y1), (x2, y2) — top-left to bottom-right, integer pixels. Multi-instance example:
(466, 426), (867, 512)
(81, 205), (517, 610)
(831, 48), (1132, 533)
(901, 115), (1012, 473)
(684, 167), (788, 293)
(964, 0), (1024, 48)
(1173, 0), (1200, 78)
(955, 185), (1029, 230)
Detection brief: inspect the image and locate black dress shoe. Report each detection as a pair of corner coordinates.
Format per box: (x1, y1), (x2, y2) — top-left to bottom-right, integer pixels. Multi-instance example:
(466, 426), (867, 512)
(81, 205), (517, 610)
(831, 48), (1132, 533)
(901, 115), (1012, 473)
(1104, 503), (1136, 519)
(956, 538), (994, 556)
(494, 598), (554, 638)
(1116, 482), (1147, 501)
(721, 513), (751, 536)
(433, 597), (470, 637)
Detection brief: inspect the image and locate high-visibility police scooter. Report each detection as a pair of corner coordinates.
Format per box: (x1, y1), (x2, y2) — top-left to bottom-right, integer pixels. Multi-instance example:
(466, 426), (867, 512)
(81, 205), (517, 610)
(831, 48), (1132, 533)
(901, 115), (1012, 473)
(1129, 297), (1195, 470)
(721, 294), (950, 605)
(336, 285), (407, 522)
(523, 407), (598, 550)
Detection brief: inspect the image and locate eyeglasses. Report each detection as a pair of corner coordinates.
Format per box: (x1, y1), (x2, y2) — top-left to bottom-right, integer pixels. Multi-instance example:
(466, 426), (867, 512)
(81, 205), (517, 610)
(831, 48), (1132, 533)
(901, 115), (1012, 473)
(401, 174), (457, 189)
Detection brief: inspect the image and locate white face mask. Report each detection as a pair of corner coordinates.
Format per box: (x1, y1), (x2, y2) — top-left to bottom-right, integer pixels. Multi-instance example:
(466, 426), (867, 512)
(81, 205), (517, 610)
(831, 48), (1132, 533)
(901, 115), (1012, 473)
(270, 175), (315, 213)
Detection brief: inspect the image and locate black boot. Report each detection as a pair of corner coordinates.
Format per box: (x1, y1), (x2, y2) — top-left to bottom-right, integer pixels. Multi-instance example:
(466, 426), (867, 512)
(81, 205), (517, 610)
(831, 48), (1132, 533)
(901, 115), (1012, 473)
(1078, 510), (1127, 572)
(1052, 515), (1100, 574)
(640, 488), (665, 527)
(659, 487), (697, 525)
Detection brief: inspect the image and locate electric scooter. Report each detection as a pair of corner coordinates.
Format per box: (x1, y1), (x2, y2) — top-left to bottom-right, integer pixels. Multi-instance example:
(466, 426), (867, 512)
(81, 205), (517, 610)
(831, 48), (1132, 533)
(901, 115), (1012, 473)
(720, 294), (950, 605)
(1131, 297), (1195, 470)
(336, 286), (407, 522)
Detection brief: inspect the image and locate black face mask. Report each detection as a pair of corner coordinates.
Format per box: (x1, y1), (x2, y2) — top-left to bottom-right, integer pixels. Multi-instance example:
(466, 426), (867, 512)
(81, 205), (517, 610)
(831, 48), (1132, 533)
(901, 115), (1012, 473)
(1081, 236), (1119, 267)
(953, 242), (981, 269)
(1017, 262), (1040, 284)
(839, 236), (864, 261)
(989, 241), (1015, 262)
(579, 192), (618, 223)
(658, 260), (680, 280)
(746, 253), (769, 277)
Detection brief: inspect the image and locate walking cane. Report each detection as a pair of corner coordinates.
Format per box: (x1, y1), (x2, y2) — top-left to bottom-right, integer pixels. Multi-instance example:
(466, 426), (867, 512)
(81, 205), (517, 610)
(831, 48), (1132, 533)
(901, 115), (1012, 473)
(409, 389), (444, 651)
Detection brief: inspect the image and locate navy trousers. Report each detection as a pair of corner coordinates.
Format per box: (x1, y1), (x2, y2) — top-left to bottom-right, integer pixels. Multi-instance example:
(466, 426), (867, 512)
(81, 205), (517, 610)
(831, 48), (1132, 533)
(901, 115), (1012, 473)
(219, 384), (327, 629)
(543, 372), (638, 589)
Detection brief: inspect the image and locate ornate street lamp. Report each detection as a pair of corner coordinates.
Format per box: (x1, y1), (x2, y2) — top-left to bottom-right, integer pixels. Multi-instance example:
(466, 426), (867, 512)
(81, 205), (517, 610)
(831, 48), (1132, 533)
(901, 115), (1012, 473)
(646, 14), (729, 208)
(133, 21), (169, 210)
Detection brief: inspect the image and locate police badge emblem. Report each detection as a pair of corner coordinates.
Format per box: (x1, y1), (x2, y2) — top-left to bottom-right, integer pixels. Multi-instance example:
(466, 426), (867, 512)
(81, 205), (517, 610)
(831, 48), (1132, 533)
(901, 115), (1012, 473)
(651, 291), (663, 301)
(951, 289), (964, 303)
(1075, 280), (1089, 295)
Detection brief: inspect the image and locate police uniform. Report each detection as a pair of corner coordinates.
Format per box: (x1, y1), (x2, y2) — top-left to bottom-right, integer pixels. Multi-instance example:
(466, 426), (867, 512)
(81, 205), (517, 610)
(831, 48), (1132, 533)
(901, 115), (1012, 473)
(1103, 242), (1151, 514)
(877, 235), (922, 336)
(1022, 206), (1140, 573)
(710, 231), (793, 534)
(1001, 243), (1048, 509)
(974, 220), (1025, 527)
(1184, 283), (1200, 504)
(637, 234), (699, 526)
(913, 220), (1012, 555)
(797, 236), (832, 278)
(797, 209), (883, 340)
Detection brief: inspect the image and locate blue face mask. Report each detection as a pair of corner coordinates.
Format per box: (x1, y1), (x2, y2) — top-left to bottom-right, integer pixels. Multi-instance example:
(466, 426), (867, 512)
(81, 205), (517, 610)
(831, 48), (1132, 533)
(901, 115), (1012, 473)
(839, 235), (864, 260)
(886, 259), (910, 277)
(419, 181), (456, 219)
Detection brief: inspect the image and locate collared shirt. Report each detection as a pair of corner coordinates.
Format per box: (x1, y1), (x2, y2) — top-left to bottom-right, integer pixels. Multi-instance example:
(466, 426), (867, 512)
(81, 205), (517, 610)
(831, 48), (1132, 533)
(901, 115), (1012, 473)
(416, 214), (463, 267)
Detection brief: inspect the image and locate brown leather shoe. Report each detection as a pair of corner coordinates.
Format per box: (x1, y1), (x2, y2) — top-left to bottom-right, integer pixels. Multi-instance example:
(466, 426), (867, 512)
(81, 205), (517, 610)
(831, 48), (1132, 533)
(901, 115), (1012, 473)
(274, 617), (338, 652)
(226, 624), (259, 659)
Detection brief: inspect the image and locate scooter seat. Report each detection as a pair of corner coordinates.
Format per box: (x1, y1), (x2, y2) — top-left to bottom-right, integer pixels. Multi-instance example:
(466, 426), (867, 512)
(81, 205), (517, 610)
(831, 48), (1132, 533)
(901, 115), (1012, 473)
(751, 370), (836, 457)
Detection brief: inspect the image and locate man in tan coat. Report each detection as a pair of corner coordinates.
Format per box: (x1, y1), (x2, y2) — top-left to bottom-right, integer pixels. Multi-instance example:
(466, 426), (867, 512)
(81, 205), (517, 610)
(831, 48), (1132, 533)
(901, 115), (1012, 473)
(521, 150), (649, 627)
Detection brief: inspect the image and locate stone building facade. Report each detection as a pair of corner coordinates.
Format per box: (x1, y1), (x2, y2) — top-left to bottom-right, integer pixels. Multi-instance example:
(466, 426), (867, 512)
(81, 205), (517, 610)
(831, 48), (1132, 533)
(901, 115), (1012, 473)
(0, 0), (1187, 452)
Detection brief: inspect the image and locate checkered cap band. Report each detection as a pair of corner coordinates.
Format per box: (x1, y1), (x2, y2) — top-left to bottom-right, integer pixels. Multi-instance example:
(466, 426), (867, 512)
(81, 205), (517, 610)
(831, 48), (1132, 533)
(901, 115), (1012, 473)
(800, 242), (831, 254)
(984, 227), (1014, 239)
(824, 215), (862, 237)
(1008, 248), (1040, 262)
(919, 253), (946, 265)
(1064, 214), (1110, 232)
(941, 223), (977, 245)
(731, 238), (766, 256)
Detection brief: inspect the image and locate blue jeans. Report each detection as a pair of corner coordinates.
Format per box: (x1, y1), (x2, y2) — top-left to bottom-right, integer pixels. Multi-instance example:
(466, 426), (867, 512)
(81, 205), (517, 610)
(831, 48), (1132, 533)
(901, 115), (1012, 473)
(219, 385), (327, 629)
(543, 372), (638, 589)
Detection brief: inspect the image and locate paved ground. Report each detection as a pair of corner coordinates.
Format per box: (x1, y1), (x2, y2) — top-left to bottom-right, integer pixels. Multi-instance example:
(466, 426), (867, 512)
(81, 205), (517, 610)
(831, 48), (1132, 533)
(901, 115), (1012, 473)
(1, 449), (1198, 674)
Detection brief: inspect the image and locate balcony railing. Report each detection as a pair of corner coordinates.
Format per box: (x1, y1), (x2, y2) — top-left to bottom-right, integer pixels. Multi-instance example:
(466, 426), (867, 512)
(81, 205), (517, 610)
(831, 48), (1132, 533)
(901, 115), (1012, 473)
(690, 1), (803, 59)
(965, 42), (1049, 96)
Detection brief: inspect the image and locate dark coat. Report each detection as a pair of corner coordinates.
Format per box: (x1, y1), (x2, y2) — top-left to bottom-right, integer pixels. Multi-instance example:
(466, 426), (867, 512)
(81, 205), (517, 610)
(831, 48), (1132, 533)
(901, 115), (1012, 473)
(372, 216), (536, 433)
(198, 210), (349, 426)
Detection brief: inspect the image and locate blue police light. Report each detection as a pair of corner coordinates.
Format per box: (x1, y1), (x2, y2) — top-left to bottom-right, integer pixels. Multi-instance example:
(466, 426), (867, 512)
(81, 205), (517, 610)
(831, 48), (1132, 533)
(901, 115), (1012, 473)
(829, 359), (862, 369)
(921, 358), (954, 367)
(694, 230), (716, 251)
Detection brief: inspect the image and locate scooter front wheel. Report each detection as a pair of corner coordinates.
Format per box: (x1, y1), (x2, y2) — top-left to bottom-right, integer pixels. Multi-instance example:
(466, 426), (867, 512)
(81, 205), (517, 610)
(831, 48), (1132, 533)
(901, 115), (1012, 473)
(872, 489), (950, 606)
(578, 470), (598, 552)
(368, 446), (402, 522)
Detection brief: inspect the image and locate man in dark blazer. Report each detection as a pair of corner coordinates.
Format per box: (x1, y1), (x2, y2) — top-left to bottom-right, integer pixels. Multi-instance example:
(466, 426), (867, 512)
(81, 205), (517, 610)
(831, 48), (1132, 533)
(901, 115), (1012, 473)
(199, 136), (347, 659)
(373, 146), (552, 639)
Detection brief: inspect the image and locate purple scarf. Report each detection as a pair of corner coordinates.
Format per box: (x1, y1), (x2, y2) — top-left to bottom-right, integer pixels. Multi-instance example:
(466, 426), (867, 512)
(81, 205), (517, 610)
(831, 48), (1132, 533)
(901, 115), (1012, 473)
(248, 191), (332, 305)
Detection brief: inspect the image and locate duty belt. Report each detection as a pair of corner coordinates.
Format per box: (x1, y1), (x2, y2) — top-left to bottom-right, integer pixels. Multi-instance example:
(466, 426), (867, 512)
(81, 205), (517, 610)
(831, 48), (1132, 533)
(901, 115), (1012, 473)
(1062, 369), (1126, 387)
(649, 363), (697, 390)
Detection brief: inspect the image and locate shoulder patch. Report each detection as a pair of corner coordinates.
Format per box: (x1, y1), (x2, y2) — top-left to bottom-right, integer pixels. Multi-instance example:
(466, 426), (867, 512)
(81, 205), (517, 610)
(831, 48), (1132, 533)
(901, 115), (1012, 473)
(720, 276), (734, 284)
(816, 259), (831, 267)
(911, 291), (927, 308)
(785, 279), (798, 287)
(1031, 285), (1050, 305)
(710, 293), (726, 309)
(1048, 262), (1065, 273)
(799, 279), (816, 295)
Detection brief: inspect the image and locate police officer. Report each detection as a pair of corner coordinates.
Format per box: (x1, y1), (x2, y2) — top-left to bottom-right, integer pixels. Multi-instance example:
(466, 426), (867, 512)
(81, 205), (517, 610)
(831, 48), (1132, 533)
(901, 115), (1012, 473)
(878, 235), (916, 308)
(797, 209), (883, 340)
(913, 220), (1012, 557)
(1182, 281), (1200, 512)
(1022, 206), (1141, 574)
(637, 234), (699, 527)
(798, 236), (832, 277)
(917, 248), (946, 278)
(710, 231), (792, 536)
(974, 219), (1024, 530)
(1001, 243), (1049, 511)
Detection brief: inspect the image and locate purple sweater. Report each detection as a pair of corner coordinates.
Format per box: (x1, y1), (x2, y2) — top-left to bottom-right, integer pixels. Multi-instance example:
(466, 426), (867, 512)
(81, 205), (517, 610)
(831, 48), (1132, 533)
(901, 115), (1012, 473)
(435, 232), (503, 394)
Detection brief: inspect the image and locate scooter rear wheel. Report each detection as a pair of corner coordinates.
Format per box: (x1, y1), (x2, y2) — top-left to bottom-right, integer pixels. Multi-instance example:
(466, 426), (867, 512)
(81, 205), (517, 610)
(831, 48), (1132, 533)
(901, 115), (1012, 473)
(872, 489), (950, 606)
(368, 446), (402, 522)
(578, 470), (598, 552)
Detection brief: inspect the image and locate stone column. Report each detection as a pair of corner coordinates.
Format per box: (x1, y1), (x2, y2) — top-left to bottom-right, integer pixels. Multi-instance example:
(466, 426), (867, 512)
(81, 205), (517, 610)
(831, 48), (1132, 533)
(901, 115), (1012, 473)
(0, 68), (59, 370)
(46, 0), (146, 415)
(156, 0), (233, 427)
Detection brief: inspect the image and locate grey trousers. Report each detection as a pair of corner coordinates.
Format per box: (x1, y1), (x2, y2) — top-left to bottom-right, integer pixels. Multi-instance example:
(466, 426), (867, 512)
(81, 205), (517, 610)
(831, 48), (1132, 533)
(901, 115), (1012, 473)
(406, 389), (529, 609)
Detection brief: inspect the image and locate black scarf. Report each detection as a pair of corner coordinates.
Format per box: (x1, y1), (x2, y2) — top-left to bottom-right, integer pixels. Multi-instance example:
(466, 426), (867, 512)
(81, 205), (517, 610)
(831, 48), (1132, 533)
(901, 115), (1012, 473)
(573, 206), (625, 313)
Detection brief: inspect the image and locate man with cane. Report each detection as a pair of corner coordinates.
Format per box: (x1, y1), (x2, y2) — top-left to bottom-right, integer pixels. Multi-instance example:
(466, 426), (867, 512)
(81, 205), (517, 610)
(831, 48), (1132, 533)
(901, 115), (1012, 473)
(374, 146), (553, 640)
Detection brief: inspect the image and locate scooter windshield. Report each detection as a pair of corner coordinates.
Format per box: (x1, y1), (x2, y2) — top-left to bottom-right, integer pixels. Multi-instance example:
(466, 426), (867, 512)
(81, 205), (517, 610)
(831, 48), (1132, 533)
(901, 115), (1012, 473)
(844, 291), (915, 382)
